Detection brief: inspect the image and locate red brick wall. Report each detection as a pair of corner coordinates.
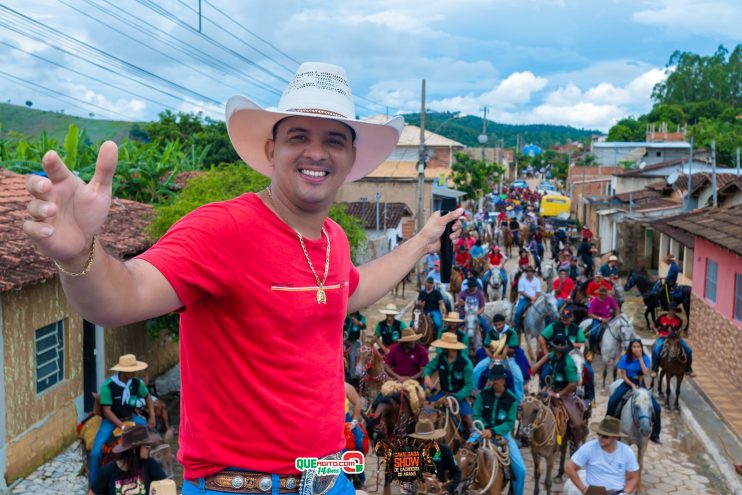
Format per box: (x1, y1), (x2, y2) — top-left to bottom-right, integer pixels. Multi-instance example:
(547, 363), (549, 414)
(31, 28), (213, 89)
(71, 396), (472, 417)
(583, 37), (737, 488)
(687, 293), (742, 383)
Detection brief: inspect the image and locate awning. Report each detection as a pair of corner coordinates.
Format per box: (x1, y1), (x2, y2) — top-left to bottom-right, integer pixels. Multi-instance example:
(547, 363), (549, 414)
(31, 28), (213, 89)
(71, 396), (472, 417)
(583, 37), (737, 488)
(432, 184), (467, 199)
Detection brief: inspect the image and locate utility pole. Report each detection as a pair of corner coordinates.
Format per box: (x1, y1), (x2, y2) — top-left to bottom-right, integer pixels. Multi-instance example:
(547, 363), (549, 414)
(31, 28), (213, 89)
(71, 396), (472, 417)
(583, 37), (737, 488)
(685, 138), (694, 211)
(711, 140), (718, 208)
(416, 80), (426, 233)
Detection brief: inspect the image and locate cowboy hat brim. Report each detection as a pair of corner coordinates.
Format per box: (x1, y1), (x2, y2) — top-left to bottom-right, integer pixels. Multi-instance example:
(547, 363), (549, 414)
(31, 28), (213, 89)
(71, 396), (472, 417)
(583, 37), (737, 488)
(443, 315), (465, 323)
(226, 96), (404, 183)
(430, 338), (467, 350)
(589, 422), (627, 438)
(380, 310), (400, 316)
(110, 360), (148, 372)
(408, 428), (446, 440)
(111, 430), (161, 454)
(490, 334), (508, 356)
(398, 333), (423, 342)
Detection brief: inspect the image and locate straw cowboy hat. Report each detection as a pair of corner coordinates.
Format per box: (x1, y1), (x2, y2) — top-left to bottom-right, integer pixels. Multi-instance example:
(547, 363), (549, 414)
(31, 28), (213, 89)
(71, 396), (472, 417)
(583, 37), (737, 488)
(110, 354), (148, 373)
(442, 311), (464, 324)
(112, 425), (160, 454)
(430, 332), (466, 350)
(379, 303), (400, 316)
(149, 479), (178, 495)
(608, 255), (619, 262)
(589, 416), (627, 438)
(397, 329), (423, 343)
(489, 333), (508, 356)
(408, 419), (446, 440)
(226, 62), (404, 183)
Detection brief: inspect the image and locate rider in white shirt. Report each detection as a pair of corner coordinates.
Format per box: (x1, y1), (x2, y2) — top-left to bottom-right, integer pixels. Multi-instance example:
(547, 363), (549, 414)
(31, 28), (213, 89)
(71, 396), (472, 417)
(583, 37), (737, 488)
(513, 266), (541, 329)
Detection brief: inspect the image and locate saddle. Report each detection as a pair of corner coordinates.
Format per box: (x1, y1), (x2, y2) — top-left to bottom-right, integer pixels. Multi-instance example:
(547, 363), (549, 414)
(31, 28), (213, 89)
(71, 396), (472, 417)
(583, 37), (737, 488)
(551, 394), (588, 445)
(659, 338), (687, 363)
(615, 389), (634, 419)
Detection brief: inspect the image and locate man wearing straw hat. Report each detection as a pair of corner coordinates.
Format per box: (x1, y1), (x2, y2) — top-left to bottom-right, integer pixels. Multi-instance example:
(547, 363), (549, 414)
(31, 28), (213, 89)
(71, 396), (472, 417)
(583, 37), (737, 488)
(422, 332), (474, 437)
(384, 329), (428, 382)
(23, 62), (463, 495)
(374, 304), (407, 354)
(89, 354), (154, 486)
(468, 363), (525, 495)
(564, 417), (640, 495)
(407, 419), (461, 495)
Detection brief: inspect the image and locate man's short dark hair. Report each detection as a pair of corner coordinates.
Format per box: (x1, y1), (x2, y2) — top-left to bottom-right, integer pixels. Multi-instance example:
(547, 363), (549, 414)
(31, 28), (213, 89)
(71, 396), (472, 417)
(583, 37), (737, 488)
(271, 117), (357, 143)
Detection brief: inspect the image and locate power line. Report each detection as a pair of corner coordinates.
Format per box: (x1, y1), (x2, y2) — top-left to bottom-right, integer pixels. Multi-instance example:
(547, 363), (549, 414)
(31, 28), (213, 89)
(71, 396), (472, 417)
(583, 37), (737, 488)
(0, 70), (136, 120)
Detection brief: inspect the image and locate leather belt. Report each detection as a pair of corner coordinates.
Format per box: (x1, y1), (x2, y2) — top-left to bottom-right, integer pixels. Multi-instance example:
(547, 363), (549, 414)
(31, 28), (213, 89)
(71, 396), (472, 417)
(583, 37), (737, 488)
(201, 470), (300, 493)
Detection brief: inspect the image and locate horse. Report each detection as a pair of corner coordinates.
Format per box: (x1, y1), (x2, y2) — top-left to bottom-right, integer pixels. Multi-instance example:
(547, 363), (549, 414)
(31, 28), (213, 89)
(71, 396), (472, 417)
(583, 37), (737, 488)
(624, 271), (691, 332)
(657, 328), (687, 411)
(464, 297), (483, 362)
(521, 292), (560, 362)
(609, 383), (654, 472)
(492, 225), (503, 246)
(449, 268), (464, 299)
(485, 267), (505, 302)
(394, 267), (415, 297)
(483, 300), (513, 326)
(579, 314), (636, 387)
(356, 345), (389, 412)
(472, 256), (489, 278)
(412, 309), (436, 346)
(518, 396), (558, 495)
(456, 444), (507, 495)
(541, 261), (556, 291)
(418, 401), (463, 454)
(502, 227), (515, 257)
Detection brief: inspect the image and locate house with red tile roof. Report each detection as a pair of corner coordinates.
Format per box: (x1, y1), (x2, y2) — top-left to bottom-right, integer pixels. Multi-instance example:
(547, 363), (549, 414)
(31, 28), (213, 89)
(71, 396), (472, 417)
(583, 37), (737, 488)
(0, 168), (179, 483)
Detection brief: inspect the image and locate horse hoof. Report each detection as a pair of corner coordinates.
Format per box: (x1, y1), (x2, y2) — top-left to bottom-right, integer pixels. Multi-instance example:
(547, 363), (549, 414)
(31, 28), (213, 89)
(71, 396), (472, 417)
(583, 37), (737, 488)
(674, 405), (681, 412)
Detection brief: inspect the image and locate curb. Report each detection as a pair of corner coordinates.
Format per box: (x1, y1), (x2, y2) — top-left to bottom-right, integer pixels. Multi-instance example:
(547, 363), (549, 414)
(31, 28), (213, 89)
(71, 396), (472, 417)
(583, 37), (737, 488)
(679, 389), (742, 494)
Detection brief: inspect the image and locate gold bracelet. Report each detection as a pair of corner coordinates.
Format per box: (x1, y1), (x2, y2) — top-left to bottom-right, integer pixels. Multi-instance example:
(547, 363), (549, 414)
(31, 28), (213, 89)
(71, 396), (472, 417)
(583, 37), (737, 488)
(54, 236), (96, 278)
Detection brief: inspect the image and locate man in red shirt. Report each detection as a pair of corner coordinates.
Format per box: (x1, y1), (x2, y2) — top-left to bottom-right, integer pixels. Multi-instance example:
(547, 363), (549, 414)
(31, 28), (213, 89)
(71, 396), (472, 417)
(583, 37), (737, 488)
(455, 244), (472, 269)
(651, 305), (693, 376)
(384, 329), (429, 381)
(585, 273), (612, 300)
(552, 268), (575, 308)
(22, 63), (464, 494)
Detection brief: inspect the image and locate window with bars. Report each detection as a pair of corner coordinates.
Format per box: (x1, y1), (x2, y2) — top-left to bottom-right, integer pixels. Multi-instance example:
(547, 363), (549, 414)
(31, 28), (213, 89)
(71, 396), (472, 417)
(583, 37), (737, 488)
(705, 259), (718, 303)
(736, 274), (742, 323)
(35, 321), (65, 394)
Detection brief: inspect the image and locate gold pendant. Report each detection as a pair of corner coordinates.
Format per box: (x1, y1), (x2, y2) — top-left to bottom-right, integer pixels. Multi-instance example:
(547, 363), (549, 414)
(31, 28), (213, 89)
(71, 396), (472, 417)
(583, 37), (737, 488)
(316, 288), (326, 304)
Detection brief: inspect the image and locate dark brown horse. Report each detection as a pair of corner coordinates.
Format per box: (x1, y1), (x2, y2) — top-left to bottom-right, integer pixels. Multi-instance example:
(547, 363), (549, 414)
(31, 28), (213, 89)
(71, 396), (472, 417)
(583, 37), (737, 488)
(412, 309), (436, 346)
(518, 396), (558, 495)
(456, 444), (507, 495)
(502, 227), (515, 257)
(449, 267), (464, 299)
(657, 328), (686, 411)
(357, 345), (389, 412)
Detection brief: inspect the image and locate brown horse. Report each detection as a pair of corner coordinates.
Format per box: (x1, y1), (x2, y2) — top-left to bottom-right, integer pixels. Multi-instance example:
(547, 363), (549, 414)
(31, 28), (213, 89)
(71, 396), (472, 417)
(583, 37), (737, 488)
(412, 309), (436, 346)
(471, 256), (489, 277)
(357, 345), (389, 412)
(657, 329), (686, 411)
(418, 403), (463, 454)
(456, 444), (507, 495)
(519, 396), (558, 495)
(449, 268), (464, 299)
(502, 227), (515, 257)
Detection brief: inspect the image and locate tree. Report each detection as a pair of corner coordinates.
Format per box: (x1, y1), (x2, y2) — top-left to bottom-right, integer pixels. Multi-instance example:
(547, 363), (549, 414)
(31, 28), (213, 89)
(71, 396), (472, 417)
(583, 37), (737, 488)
(450, 152), (505, 200)
(25, 100), (32, 107)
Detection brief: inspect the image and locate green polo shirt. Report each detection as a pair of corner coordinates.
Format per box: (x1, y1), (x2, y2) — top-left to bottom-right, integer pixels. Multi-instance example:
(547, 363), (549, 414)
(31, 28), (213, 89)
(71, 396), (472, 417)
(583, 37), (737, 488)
(423, 353), (474, 402)
(473, 388), (519, 436)
(548, 351), (579, 388)
(541, 323), (585, 344)
(484, 325), (519, 348)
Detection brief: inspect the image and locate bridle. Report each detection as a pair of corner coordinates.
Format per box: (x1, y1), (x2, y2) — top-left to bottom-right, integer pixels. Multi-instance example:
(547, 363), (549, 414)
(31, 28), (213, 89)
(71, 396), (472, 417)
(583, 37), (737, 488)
(630, 391), (654, 430)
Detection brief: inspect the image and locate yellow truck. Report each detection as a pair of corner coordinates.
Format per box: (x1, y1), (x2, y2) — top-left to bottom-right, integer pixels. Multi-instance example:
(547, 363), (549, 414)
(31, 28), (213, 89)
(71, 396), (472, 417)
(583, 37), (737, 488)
(540, 194), (571, 218)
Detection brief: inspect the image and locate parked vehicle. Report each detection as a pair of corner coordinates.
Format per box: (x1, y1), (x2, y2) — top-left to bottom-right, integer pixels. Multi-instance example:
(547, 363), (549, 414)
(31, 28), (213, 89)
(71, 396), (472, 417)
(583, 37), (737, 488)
(540, 193), (571, 218)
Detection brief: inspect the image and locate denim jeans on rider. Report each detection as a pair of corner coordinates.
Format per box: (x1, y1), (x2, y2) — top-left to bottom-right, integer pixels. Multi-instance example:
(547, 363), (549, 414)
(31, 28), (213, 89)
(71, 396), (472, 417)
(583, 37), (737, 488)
(652, 338), (692, 371)
(428, 310), (443, 335)
(89, 415), (148, 487)
(466, 432), (525, 495)
(607, 381), (661, 440)
(588, 319), (602, 351)
(183, 472), (355, 495)
(514, 297), (529, 330)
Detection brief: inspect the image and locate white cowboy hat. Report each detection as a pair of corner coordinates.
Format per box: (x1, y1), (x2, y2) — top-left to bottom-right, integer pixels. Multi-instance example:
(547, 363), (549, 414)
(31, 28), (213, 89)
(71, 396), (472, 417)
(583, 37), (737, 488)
(226, 62), (404, 183)
(110, 354), (148, 373)
(608, 255), (618, 262)
(379, 303), (400, 316)
(430, 332), (466, 350)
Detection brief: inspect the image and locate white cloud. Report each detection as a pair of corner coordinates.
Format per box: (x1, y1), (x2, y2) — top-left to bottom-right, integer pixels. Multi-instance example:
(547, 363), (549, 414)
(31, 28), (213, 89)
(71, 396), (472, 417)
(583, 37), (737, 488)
(633, 0), (742, 39)
(68, 84), (147, 120)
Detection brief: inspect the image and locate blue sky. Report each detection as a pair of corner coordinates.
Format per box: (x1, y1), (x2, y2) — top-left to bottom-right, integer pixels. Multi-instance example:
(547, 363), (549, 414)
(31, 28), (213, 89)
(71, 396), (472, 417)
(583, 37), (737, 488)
(1, 0), (740, 131)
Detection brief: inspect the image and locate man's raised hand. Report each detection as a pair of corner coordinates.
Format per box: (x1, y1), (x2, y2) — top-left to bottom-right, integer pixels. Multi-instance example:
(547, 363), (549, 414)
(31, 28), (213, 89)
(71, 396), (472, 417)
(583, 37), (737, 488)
(23, 141), (119, 269)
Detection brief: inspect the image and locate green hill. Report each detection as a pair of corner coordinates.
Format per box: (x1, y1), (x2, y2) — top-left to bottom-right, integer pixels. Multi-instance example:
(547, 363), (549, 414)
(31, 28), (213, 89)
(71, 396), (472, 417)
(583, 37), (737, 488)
(403, 112), (599, 149)
(0, 103), (143, 142)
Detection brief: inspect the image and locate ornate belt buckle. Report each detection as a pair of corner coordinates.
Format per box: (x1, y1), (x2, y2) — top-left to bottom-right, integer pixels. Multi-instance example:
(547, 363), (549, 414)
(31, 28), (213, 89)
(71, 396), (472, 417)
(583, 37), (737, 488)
(286, 477), (298, 490)
(231, 475), (246, 489)
(259, 476), (273, 492)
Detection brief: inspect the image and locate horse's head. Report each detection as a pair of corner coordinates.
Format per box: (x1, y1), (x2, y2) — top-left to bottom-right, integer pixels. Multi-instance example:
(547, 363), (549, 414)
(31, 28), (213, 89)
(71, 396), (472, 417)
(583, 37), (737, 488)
(631, 388), (654, 437)
(517, 396), (543, 442)
(543, 292), (560, 321)
(624, 272), (636, 292)
(612, 314), (636, 347)
(356, 345), (376, 377)
(365, 399), (395, 444)
(455, 445), (480, 481)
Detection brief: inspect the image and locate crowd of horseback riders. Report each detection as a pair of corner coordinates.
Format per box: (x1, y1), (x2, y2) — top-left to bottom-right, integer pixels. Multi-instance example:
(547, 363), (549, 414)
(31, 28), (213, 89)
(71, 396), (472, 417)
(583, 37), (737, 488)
(343, 183), (695, 495)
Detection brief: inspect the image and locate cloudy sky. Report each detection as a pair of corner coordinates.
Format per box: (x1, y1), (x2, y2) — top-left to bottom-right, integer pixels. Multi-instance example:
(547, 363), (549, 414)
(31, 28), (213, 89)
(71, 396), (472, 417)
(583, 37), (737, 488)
(1, 0), (740, 131)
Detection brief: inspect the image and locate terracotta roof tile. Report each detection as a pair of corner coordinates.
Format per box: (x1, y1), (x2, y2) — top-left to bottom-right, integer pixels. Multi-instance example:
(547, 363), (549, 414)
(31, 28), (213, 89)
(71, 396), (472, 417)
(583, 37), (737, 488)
(666, 204), (742, 256)
(0, 168), (154, 293)
(339, 202), (413, 230)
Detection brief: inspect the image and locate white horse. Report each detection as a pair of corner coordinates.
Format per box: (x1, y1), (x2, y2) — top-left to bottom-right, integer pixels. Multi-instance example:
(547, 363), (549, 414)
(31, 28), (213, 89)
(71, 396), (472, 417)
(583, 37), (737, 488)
(483, 300), (513, 324)
(465, 298), (482, 359)
(579, 314), (636, 387)
(522, 292), (560, 361)
(485, 268), (505, 302)
(541, 261), (556, 292)
(608, 381), (654, 472)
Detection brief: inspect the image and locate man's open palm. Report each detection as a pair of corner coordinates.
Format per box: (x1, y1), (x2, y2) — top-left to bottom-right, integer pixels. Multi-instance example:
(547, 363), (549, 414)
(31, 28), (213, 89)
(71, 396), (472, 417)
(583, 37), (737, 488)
(24, 141), (118, 263)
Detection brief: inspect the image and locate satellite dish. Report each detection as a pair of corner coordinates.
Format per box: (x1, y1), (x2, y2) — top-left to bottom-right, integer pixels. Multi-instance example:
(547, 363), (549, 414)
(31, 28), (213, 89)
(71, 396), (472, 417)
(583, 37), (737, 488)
(667, 172), (679, 185)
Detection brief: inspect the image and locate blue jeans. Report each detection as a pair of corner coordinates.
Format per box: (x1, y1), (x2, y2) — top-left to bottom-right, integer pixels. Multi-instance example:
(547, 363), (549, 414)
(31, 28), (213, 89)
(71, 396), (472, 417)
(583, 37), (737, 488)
(588, 320), (603, 351)
(466, 432), (525, 495)
(607, 382), (661, 440)
(428, 310), (443, 335)
(514, 297), (529, 329)
(652, 338), (692, 371)
(183, 472), (355, 495)
(89, 415), (148, 487)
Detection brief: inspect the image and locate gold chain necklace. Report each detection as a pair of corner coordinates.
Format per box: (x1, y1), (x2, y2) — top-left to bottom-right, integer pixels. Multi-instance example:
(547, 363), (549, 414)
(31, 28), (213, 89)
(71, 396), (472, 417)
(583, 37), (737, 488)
(264, 187), (330, 304)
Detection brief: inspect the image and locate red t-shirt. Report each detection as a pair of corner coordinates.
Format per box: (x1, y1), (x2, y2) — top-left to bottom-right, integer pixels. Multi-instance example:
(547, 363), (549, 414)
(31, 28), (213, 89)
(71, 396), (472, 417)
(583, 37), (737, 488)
(488, 252), (504, 266)
(586, 279), (612, 298)
(656, 315), (682, 336)
(518, 255), (530, 267)
(137, 194), (359, 479)
(553, 277), (575, 300)
(455, 251), (471, 267)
